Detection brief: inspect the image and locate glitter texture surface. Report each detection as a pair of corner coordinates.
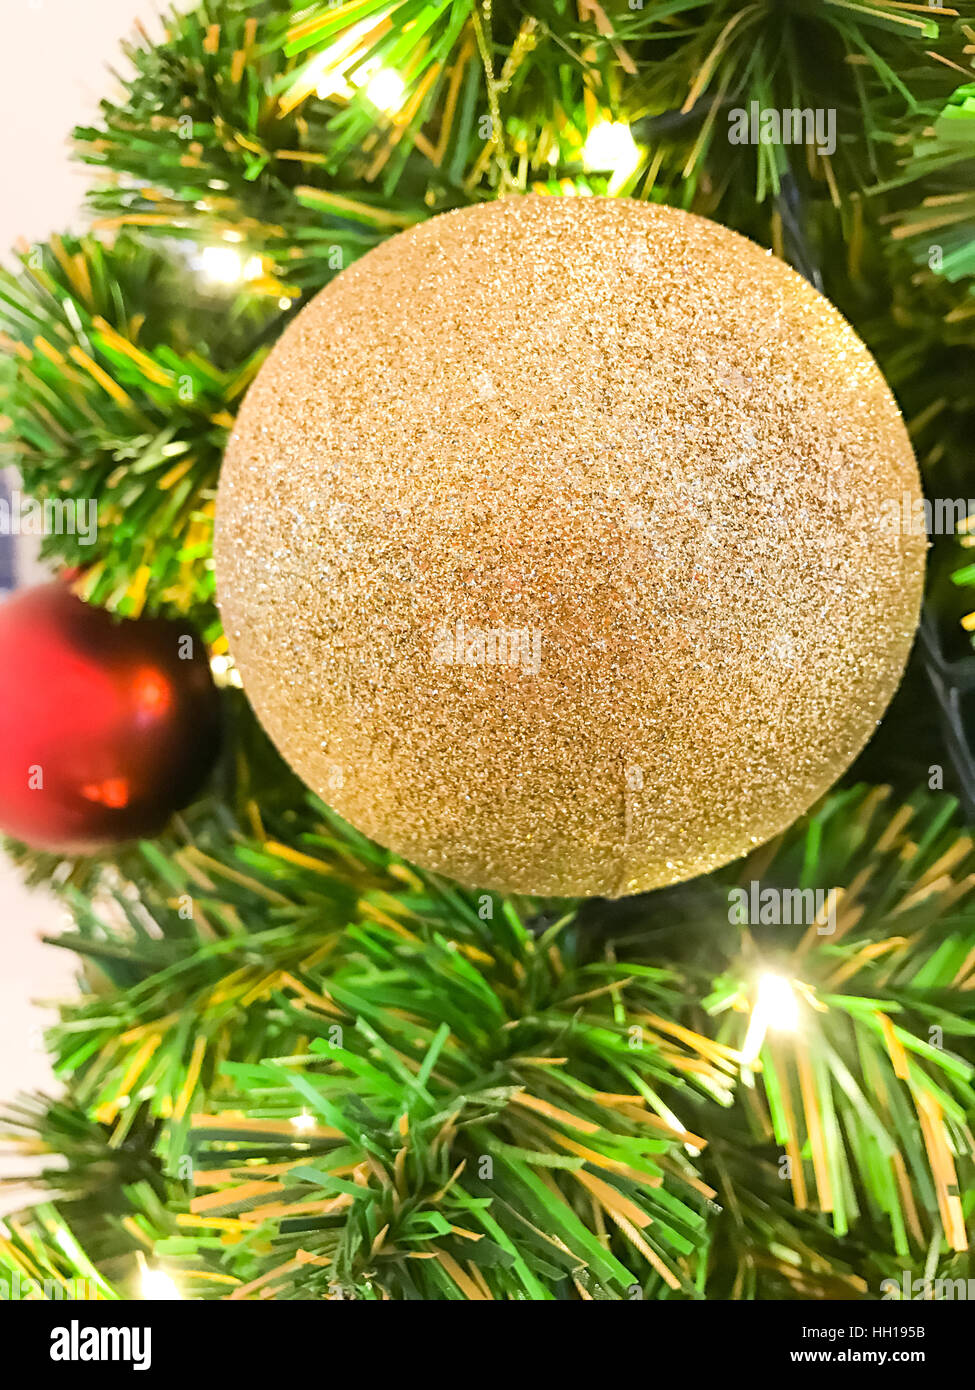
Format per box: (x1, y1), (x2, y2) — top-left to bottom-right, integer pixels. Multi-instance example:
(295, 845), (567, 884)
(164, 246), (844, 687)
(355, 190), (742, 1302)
(215, 196), (925, 897)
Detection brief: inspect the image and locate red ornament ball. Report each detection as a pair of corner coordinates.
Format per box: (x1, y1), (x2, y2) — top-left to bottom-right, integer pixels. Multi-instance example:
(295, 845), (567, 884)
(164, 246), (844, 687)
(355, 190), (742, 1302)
(0, 581), (221, 852)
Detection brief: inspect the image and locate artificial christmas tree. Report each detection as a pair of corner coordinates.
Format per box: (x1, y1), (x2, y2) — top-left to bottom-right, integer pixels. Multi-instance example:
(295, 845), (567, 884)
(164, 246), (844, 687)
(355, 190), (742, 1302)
(1, 0), (974, 1319)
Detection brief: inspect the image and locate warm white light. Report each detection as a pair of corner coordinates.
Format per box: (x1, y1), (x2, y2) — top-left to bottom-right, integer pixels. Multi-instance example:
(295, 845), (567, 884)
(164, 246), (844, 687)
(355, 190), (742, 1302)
(141, 1266), (182, 1300)
(200, 245), (245, 285)
(200, 247), (262, 287)
(582, 120), (641, 186)
(291, 1110), (315, 1133)
(316, 72), (353, 101)
(311, 12), (382, 100)
(758, 973), (800, 1033)
(741, 973), (801, 1072)
(362, 66), (406, 114)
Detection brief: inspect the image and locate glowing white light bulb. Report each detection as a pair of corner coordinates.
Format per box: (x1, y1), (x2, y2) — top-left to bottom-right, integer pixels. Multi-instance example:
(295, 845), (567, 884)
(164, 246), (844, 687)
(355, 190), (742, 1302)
(200, 247), (262, 287)
(758, 973), (800, 1033)
(363, 66), (406, 114)
(741, 973), (801, 1071)
(291, 1110), (316, 1133)
(200, 245), (245, 285)
(141, 1266), (182, 1300)
(582, 120), (641, 185)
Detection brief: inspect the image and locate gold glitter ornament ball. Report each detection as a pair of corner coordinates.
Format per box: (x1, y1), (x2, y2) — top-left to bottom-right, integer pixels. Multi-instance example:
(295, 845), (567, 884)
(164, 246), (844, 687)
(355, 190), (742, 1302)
(215, 196), (924, 898)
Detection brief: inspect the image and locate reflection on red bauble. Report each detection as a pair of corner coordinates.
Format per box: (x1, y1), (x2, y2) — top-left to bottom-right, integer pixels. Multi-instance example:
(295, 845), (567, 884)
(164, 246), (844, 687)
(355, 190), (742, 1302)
(0, 581), (221, 852)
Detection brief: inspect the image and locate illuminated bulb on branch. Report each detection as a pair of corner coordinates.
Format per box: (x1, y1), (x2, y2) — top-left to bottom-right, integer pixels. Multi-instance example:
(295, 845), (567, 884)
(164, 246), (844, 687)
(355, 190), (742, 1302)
(140, 1265), (182, 1300)
(200, 246), (263, 287)
(362, 65), (406, 114)
(582, 120), (641, 186)
(758, 973), (801, 1032)
(741, 973), (801, 1071)
(200, 245), (245, 285)
(291, 1110), (316, 1133)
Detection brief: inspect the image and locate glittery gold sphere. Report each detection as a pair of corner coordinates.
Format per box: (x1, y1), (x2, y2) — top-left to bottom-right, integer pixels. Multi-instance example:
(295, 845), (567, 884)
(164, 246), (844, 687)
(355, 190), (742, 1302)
(215, 196), (924, 897)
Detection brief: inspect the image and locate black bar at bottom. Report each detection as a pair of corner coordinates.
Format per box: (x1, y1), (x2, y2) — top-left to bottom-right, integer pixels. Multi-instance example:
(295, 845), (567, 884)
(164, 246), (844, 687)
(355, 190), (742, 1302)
(4, 1295), (968, 1376)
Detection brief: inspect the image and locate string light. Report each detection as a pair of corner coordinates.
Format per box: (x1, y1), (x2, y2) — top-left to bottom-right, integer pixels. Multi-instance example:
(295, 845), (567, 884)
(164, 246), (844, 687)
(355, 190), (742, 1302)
(361, 64), (406, 114)
(311, 11), (383, 99)
(759, 973), (801, 1032)
(199, 246), (263, 287)
(582, 120), (641, 189)
(200, 246), (245, 285)
(303, 6), (406, 114)
(140, 1264), (182, 1300)
(315, 62), (404, 112)
(741, 972), (801, 1071)
(291, 1110), (315, 1133)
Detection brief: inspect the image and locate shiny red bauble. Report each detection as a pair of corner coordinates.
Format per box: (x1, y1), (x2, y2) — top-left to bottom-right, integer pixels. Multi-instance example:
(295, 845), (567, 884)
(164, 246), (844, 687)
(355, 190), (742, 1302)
(0, 581), (221, 852)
